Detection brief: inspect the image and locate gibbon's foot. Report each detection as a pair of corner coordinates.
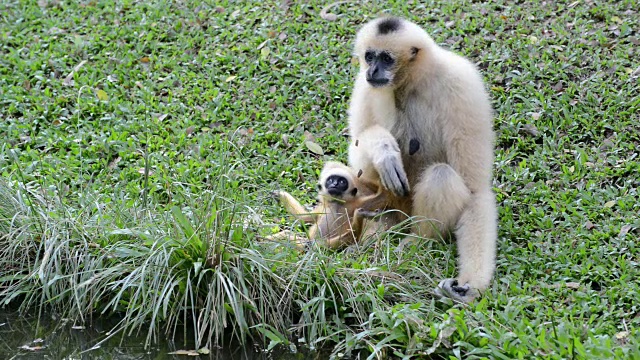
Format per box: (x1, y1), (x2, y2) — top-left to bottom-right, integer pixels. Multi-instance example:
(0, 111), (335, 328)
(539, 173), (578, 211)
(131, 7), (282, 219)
(296, 239), (314, 251)
(435, 278), (479, 304)
(270, 190), (281, 199)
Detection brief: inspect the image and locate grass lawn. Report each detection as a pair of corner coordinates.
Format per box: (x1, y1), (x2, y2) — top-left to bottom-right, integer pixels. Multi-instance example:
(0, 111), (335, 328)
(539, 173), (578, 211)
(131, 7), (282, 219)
(1, 0), (639, 358)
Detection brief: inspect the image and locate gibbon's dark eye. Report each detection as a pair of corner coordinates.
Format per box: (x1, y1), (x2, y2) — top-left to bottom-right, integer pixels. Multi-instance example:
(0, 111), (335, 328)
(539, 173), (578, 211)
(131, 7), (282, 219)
(364, 51), (375, 63)
(380, 52), (394, 66)
(317, 183), (322, 190)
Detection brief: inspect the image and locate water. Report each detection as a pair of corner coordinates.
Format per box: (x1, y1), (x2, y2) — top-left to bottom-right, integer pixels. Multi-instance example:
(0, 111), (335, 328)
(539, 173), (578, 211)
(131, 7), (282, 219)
(0, 309), (320, 360)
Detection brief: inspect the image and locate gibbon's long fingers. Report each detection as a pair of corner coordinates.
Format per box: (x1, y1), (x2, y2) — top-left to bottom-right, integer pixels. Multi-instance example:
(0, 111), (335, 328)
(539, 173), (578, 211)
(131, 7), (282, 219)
(276, 191), (316, 224)
(396, 168), (410, 195)
(374, 153), (410, 196)
(355, 209), (381, 219)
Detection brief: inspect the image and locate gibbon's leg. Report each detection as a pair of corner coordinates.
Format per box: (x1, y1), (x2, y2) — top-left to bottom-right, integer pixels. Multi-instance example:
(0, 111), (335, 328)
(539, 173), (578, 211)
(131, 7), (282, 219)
(438, 189), (497, 302)
(273, 190), (316, 224)
(411, 163), (471, 240)
(349, 125), (410, 197)
(411, 163), (495, 303)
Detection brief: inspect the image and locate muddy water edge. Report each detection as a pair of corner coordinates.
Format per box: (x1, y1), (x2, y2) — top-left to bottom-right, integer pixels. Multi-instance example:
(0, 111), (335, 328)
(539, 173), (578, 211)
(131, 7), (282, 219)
(0, 308), (322, 359)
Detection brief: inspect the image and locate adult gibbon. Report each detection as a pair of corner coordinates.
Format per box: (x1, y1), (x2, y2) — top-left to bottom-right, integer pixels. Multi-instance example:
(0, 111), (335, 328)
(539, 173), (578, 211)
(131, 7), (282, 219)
(347, 17), (498, 303)
(270, 161), (394, 249)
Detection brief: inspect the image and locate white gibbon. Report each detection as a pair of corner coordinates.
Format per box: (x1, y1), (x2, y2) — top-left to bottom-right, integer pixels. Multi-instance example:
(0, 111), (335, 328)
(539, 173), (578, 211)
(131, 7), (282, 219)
(270, 161), (395, 249)
(347, 17), (498, 303)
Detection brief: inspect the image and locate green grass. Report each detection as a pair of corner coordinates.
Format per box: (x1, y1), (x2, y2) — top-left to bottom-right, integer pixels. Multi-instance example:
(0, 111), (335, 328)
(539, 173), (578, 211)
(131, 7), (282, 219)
(1, 0), (639, 358)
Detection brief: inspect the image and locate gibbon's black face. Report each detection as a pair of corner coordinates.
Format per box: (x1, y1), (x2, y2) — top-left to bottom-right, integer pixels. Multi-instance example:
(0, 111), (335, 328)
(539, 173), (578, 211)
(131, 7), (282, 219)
(320, 175), (358, 198)
(325, 175), (349, 196)
(364, 49), (396, 87)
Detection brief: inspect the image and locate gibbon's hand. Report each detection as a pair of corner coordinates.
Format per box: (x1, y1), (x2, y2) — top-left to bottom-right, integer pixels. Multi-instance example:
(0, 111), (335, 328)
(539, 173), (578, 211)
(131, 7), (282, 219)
(355, 208), (382, 218)
(373, 151), (410, 197)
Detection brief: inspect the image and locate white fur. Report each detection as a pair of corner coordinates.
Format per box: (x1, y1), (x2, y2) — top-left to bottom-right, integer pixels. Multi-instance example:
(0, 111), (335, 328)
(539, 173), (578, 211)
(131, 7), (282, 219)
(347, 17), (498, 296)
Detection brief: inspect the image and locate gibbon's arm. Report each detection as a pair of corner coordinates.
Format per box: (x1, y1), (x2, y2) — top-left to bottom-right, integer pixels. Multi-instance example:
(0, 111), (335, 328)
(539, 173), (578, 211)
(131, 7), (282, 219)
(322, 205), (387, 249)
(350, 125), (410, 197)
(322, 208), (368, 249)
(274, 190), (317, 224)
(354, 189), (389, 215)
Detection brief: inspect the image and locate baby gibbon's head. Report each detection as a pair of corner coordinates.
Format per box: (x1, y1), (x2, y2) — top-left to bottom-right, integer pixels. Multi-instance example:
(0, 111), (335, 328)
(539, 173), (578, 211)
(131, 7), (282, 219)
(354, 17), (434, 89)
(317, 162), (360, 202)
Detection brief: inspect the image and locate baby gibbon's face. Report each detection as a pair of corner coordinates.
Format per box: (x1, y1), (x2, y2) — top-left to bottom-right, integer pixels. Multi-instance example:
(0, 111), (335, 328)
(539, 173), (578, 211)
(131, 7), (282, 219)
(318, 173), (358, 201)
(317, 161), (361, 202)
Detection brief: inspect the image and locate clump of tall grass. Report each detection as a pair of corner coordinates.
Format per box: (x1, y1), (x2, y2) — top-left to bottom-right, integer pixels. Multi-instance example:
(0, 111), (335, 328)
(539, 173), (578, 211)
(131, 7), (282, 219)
(282, 229), (490, 359)
(0, 172), (491, 358)
(0, 175), (290, 350)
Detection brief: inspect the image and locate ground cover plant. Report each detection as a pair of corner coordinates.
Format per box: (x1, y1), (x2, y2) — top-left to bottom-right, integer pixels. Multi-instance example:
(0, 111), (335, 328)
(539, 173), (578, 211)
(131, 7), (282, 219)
(0, 0), (639, 358)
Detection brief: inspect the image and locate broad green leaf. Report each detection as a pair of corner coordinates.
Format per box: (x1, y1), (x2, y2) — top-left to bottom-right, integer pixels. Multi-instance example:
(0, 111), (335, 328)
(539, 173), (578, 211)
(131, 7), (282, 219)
(305, 141), (324, 155)
(96, 89), (108, 101)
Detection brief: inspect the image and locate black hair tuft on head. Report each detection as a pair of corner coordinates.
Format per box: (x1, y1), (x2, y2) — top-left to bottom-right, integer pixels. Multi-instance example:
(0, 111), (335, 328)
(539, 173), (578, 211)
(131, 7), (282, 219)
(377, 17), (402, 35)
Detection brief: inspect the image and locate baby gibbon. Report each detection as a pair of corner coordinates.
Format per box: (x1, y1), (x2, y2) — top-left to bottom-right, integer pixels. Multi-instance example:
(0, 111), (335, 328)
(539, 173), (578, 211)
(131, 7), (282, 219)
(347, 17), (498, 302)
(270, 161), (393, 249)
